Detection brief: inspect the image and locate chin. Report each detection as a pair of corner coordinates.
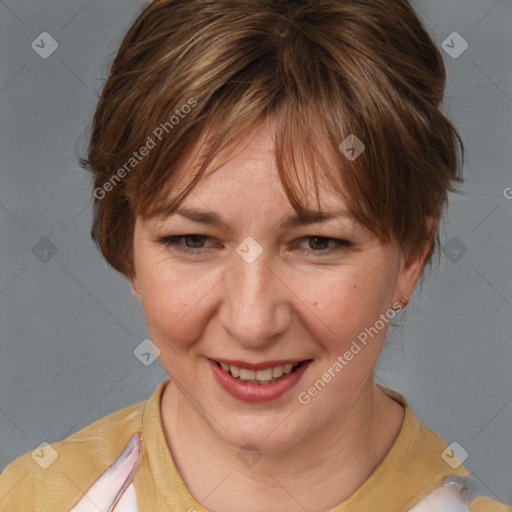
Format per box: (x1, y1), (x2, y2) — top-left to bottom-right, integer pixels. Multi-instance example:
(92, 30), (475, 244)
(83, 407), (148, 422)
(218, 419), (309, 454)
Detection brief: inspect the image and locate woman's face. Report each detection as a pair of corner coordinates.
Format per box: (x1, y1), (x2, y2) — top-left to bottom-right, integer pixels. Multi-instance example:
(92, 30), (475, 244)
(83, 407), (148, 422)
(131, 120), (427, 452)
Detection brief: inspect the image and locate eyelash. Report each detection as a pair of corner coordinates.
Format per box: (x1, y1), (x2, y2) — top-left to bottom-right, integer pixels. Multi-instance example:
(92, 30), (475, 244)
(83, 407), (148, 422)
(159, 234), (352, 257)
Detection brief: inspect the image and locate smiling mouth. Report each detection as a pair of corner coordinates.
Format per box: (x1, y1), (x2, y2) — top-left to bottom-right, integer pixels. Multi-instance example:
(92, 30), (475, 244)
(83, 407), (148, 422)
(213, 360), (311, 384)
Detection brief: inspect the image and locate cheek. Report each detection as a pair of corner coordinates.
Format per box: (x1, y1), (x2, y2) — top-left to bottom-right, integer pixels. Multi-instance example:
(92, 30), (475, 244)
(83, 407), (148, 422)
(139, 265), (220, 352)
(298, 265), (390, 325)
(293, 264), (395, 361)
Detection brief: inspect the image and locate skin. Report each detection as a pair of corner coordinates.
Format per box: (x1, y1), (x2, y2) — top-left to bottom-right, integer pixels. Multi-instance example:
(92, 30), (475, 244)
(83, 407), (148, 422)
(130, 118), (433, 512)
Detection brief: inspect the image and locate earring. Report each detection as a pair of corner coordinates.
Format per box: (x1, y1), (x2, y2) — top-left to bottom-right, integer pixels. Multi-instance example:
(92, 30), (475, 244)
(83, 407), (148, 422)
(399, 294), (411, 306)
(393, 294), (410, 310)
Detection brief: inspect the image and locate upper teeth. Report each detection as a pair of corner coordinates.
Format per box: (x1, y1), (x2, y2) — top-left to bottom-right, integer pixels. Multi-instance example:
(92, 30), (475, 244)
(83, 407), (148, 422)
(218, 362), (300, 382)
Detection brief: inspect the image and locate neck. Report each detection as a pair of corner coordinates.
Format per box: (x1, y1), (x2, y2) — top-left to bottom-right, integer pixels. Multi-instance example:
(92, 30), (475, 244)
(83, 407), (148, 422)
(160, 373), (404, 512)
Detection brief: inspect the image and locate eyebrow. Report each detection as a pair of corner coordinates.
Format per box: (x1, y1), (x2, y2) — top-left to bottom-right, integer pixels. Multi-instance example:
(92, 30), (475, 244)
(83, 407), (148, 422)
(158, 206), (353, 231)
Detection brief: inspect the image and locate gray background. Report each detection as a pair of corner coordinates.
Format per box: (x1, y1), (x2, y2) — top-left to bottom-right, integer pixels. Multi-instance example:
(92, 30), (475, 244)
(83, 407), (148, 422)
(1, 0), (511, 506)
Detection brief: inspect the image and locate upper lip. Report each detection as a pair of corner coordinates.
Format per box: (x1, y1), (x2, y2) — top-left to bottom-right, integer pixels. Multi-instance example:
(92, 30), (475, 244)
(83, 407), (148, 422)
(210, 358), (311, 371)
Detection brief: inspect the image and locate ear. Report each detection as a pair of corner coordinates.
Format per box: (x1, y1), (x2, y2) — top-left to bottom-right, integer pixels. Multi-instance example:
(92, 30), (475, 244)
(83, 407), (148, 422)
(129, 273), (142, 301)
(393, 217), (438, 306)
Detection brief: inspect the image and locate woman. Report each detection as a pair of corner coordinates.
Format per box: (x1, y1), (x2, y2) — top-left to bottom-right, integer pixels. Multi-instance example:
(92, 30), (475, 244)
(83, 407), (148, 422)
(0, 0), (509, 510)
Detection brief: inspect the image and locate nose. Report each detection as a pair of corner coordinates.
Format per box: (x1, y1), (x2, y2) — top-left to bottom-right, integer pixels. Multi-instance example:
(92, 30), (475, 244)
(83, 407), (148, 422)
(219, 247), (292, 349)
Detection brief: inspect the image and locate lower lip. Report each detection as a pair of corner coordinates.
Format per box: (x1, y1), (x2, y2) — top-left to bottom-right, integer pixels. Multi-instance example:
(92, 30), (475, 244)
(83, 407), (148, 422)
(208, 359), (312, 403)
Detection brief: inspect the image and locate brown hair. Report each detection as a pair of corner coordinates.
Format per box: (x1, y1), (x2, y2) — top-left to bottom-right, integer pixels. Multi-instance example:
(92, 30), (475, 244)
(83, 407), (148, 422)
(81, 0), (464, 279)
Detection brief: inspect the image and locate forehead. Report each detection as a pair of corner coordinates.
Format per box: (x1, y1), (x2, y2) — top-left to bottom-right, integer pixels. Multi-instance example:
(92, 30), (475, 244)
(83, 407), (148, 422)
(148, 117), (351, 221)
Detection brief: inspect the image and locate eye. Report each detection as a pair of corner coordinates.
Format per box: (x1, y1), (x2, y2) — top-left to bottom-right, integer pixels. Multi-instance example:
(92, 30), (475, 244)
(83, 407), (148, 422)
(159, 234), (214, 254)
(293, 236), (352, 255)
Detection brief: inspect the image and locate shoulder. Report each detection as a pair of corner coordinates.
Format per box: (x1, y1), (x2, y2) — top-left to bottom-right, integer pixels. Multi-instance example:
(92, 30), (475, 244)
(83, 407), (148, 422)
(470, 497), (512, 512)
(0, 399), (145, 510)
(377, 386), (511, 512)
(377, 385), (468, 477)
(408, 485), (512, 512)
